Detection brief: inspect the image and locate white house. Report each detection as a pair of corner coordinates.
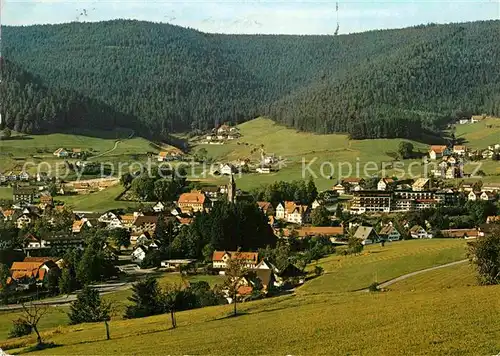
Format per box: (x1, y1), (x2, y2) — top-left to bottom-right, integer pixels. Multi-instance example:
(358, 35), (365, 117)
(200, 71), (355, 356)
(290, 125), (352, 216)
(276, 201), (309, 225)
(468, 191), (480, 201)
(429, 145), (449, 160)
(153, 202), (166, 212)
(98, 212), (119, 224)
(378, 225), (402, 241)
(311, 199), (321, 209)
(18, 171), (30, 181)
(332, 184), (345, 195)
(482, 183), (500, 193)
(220, 164), (237, 175)
(480, 191), (495, 201)
(131, 246), (148, 264)
(482, 150), (494, 159)
(409, 225), (432, 239)
(453, 145), (467, 156)
(377, 178), (394, 191)
(412, 178), (431, 191)
(212, 251), (259, 271)
(353, 226), (380, 245)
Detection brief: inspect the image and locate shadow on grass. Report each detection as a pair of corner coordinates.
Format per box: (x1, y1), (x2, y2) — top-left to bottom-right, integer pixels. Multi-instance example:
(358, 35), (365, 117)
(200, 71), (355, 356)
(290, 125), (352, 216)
(209, 311), (250, 322)
(16, 342), (62, 354)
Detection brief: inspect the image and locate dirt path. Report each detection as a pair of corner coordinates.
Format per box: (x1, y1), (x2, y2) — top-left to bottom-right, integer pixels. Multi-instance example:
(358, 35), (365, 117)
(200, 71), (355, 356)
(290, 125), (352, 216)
(376, 259), (468, 289)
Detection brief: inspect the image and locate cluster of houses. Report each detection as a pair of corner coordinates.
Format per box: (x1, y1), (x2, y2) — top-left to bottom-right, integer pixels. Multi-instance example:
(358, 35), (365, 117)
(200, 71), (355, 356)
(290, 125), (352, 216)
(203, 125), (241, 144)
(349, 178), (499, 214)
(428, 143), (500, 173)
(211, 251), (305, 298)
(53, 148), (86, 159)
(6, 257), (64, 291)
(157, 147), (186, 162)
(0, 171), (52, 186)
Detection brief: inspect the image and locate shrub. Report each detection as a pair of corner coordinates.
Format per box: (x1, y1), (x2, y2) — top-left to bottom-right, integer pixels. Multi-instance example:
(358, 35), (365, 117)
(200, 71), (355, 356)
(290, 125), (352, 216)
(368, 282), (380, 292)
(9, 319), (32, 338)
(314, 265), (324, 276)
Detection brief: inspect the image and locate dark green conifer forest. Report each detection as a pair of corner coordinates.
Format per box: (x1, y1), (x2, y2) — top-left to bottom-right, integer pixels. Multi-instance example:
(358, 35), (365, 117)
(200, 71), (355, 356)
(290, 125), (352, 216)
(2, 20), (499, 139)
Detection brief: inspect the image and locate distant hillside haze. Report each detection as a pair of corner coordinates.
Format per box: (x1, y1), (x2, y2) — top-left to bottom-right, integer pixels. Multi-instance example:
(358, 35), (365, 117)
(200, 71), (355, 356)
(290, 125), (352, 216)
(2, 19), (500, 139)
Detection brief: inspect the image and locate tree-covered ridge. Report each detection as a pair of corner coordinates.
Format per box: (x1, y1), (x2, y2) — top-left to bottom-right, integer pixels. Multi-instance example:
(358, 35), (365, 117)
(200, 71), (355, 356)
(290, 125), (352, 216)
(0, 59), (138, 133)
(2, 20), (500, 139)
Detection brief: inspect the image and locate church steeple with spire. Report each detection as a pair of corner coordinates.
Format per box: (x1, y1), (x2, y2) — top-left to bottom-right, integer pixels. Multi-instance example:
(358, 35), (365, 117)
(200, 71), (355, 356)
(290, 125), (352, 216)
(227, 173), (236, 204)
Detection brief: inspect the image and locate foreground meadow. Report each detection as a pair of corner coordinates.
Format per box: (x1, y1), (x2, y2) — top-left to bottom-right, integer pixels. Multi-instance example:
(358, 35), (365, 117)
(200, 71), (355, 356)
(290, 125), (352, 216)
(3, 239), (494, 355)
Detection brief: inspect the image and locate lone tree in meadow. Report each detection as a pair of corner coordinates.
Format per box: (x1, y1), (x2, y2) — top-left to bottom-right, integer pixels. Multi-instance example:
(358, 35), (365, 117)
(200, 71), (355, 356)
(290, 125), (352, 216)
(398, 141), (414, 159)
(222, 250), (249, 317)
(19, 303), (50, 346)
(467, 226), (500, 285)
(162, 283), (184, 329)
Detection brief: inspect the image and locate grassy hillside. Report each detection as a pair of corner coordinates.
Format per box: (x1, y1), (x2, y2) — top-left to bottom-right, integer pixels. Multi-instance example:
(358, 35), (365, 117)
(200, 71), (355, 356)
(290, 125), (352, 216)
(300, 239), (466, 294)
(3, 239), (492, 356)
(0, 129), (156, 173)
(454, 117), (500, 149)
(388, 262), (476, 292)
(194, 117), (500, 191)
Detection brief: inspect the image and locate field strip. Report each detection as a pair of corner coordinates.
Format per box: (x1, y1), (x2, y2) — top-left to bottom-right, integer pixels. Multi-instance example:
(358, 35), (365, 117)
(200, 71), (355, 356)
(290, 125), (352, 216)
(378, 259), (468, 289)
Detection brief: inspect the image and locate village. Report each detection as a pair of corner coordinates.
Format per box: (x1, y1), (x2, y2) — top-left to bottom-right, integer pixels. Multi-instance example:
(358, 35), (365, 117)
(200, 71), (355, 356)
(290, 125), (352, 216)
(0, 120), (499, 307)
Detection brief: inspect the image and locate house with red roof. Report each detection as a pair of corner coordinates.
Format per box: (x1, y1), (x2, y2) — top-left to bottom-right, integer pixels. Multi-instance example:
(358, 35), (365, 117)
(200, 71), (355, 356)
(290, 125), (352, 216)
(177, 190), (210, 213)
(212, 251), (259, 271)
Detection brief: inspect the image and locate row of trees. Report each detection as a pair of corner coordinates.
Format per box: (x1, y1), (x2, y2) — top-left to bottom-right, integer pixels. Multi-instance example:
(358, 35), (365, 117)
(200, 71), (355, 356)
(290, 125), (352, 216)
(250, 179), (318, 206)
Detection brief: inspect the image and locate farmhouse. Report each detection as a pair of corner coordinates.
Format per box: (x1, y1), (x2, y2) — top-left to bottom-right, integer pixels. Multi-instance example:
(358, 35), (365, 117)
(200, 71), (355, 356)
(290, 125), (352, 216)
(131, 245), (149, 264)
(9, 260), (59, 285)
(482, 183), (500, 192)
(212, 251), (259, 271)
(353, 226), (379, 245)
(161, 259), (196, 271)
(468, 191), (481, 201)
(428, 145), (449, 160)
(453, 145), (468, 156)
(377, 178), (395, 191)
(486, 216), (500, 224)
(220, 163), (237, 175)
(410, 225), (432, 239)
(378, 225), (402, 241)
(480, 191), (496, 201)
(257, 201), (274, 215)
(53, 148), (69, 158)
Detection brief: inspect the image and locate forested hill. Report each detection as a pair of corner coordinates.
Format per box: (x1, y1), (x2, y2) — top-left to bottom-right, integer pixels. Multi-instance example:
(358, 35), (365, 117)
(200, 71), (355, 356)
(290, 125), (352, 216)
(2, 20), (500, 139)
(0, 59), (139, 133)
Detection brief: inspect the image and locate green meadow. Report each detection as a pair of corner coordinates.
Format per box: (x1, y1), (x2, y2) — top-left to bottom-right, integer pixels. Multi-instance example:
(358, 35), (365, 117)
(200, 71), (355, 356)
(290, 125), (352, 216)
(3, 239), (497, 356)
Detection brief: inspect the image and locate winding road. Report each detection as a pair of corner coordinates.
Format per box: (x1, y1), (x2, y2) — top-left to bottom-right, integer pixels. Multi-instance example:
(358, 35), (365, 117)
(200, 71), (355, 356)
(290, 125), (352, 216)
(376, 259), (468, 290)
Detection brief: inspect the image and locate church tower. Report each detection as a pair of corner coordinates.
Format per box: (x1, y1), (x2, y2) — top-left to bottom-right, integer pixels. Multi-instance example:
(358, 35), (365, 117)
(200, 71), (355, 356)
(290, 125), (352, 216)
(227, 173), (236, 204)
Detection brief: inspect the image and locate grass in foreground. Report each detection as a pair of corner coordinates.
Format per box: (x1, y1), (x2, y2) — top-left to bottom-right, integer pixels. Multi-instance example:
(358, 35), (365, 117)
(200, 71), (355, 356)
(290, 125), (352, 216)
(300, 239), (467, 294)
(387, 261), (477, 292)
(1, 239), (484, 355)
(5, 284), (500, 355)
